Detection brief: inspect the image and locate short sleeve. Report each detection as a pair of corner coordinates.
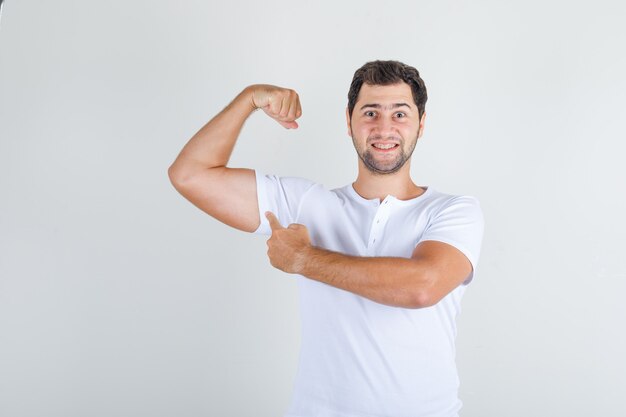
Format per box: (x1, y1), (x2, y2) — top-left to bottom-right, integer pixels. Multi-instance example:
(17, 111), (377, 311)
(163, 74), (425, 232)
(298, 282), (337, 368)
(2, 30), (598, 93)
(420, 196), (485, 284)
(253, 170), (317, 236)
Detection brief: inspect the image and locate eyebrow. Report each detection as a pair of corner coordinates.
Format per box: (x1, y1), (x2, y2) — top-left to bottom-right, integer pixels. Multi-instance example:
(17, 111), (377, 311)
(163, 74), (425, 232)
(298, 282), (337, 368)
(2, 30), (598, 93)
(359, 103), (412, 111)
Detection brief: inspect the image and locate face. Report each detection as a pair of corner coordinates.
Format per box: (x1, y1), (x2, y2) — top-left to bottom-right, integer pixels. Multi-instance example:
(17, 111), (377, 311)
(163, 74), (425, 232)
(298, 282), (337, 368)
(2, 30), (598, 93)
(347, 82), (425, 175)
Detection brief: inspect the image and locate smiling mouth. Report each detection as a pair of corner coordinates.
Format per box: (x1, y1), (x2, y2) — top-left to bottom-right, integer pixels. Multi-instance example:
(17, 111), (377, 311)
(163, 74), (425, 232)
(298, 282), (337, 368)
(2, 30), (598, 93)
(371, 143), (399, 150)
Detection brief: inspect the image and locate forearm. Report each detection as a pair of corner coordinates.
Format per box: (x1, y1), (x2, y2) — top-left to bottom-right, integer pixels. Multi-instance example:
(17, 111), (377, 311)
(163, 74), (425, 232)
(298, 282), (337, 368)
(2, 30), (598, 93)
(298, 247), (433, 309)
(266, 213), (470, 307)
(168, 86), (256, 181)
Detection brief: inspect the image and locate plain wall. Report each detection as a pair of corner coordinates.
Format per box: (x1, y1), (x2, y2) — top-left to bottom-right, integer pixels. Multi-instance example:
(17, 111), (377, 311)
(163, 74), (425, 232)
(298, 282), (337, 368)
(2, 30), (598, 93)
(1, 0), (625, 416)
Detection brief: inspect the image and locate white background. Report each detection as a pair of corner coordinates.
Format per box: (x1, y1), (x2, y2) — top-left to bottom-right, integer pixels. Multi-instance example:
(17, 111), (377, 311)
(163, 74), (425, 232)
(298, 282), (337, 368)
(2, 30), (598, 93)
(1, 1), (625, 416)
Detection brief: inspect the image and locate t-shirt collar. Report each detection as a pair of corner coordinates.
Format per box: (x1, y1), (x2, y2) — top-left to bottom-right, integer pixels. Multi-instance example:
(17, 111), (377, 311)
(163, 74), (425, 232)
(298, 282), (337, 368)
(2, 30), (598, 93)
(345, 183), (432, 207)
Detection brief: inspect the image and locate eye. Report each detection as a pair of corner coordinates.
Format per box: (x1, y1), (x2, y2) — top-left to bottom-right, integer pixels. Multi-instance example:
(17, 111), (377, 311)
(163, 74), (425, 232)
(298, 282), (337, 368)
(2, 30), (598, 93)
(365, 111), (376, 117)
(395, 112), (406, 118)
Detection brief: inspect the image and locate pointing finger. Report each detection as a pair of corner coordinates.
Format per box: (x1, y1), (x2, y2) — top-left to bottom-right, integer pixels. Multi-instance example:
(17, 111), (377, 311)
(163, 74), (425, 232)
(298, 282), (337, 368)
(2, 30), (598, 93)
(265, 211), (284, 231)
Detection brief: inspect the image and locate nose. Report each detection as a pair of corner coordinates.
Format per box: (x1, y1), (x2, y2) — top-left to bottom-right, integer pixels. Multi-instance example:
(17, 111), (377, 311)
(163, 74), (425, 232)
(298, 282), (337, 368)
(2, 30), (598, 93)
(374, 116), (396, 137)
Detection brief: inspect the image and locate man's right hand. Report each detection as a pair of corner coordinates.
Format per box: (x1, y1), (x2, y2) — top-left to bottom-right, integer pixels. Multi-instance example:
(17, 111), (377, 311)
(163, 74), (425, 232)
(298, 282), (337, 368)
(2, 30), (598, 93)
(249, 84), (302, 129)
(169, 84), (303, 233)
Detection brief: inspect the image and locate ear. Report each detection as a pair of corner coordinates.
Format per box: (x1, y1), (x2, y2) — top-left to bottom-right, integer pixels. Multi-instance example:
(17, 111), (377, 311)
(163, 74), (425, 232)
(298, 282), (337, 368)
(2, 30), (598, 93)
(417, 111), (427, 139)
(345, 107), (352, 137)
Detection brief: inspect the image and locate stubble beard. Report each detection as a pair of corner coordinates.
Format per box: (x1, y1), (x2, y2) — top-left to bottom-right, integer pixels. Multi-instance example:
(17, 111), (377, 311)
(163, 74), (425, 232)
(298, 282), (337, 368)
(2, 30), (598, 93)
(353, 133), (418, 175)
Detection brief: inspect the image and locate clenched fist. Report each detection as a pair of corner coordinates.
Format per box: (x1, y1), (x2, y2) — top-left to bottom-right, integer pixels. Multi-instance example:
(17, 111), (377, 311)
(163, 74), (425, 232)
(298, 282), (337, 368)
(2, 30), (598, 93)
(249, 84), (302, 129)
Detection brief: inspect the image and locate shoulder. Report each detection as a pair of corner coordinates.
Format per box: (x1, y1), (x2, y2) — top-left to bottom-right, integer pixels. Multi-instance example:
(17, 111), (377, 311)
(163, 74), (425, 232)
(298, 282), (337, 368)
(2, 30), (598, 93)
(423, 188), (482, 216)
(254, 170), (318, 190)
(418, 189), (485, 282)
(417, 189), (484, 240)
(254, 170), (325, 202)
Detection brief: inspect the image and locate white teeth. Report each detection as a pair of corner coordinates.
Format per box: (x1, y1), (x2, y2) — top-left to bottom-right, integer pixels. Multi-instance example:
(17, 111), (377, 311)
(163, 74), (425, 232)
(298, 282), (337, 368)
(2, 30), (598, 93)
(373, 143), (396, 149)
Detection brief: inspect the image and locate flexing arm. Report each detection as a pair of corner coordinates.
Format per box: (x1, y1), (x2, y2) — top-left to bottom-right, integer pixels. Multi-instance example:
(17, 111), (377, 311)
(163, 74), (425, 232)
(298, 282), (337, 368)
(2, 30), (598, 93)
(265, 212), (472, 309)
(168, 85), (302, 232)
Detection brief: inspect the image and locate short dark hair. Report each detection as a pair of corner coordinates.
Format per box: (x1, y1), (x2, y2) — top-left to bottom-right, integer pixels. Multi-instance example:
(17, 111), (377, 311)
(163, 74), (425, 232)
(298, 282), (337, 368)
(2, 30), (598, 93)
(347, 60), (427, 119)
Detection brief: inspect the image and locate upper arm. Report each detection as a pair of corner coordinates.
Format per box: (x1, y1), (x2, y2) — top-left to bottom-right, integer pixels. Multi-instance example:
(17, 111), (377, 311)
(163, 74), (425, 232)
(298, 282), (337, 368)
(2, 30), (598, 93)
(410, 240), (473, 306)
(168, 166), (260, 233)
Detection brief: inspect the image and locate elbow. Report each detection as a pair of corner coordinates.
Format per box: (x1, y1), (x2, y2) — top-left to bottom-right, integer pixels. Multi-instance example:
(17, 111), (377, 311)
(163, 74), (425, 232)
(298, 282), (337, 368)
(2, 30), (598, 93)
(168, 160), (221, 189)
(406, 268), (440, 309)
(168, 164), (183, 187)
(409, 289), (438, 309)
(167, 166), (185, 192)
(168, 163), (196, 190)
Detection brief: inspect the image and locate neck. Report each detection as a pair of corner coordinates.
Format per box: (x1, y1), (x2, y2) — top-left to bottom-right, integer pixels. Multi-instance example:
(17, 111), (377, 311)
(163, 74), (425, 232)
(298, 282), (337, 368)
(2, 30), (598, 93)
(352, 161), (425, 202)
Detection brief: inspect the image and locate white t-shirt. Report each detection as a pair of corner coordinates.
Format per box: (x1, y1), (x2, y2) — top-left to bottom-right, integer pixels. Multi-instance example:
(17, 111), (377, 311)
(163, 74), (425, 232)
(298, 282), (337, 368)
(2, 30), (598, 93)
(253, 171), (484, 417)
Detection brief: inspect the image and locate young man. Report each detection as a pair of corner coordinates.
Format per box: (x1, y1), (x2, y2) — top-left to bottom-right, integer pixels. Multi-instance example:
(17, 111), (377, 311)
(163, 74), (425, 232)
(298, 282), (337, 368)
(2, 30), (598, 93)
(168, 60), (484, 417)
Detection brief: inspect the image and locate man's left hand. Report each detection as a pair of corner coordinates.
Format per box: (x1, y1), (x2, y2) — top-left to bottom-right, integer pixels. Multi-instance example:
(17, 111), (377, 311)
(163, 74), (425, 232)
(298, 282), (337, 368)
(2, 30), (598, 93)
(265, 211), (313, 274)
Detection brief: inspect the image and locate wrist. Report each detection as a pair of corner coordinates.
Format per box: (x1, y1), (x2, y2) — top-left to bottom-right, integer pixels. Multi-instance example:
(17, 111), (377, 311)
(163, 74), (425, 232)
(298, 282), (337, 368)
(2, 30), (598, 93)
(241, 85), (260, 112)
(295, 245), (322, 276)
